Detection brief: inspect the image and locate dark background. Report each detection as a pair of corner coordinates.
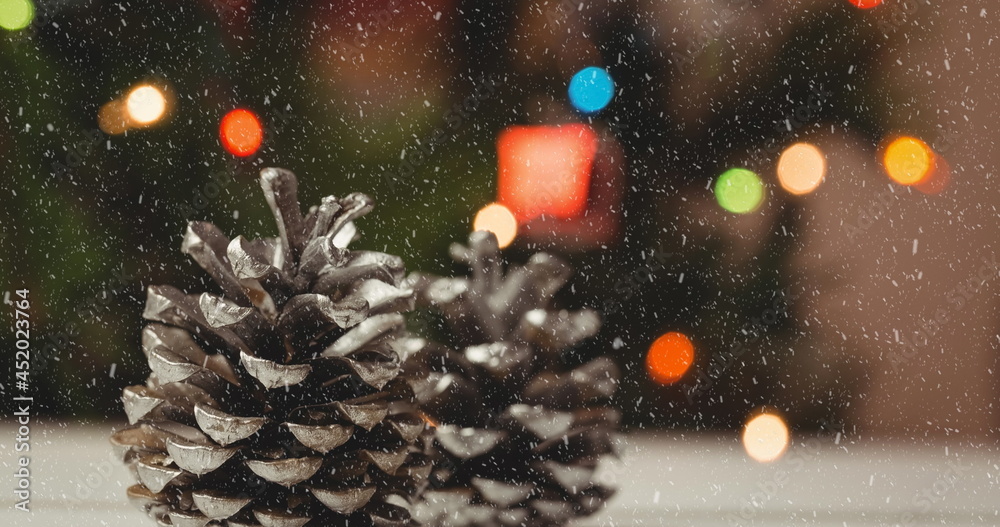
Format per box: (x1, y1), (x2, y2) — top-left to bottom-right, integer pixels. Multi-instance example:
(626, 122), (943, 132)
(2, 0), (993, 437)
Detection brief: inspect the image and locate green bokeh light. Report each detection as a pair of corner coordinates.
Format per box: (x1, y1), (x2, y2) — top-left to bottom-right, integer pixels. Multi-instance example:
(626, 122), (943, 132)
(0, 0), (34, 31)
(714, 168), (765, 214)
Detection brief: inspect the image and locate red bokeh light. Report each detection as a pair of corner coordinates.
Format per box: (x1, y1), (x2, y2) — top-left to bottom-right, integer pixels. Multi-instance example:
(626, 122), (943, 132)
(646, 332), (695, 385)
(847, 0), (883, 8)
(220, 109), (263, 157)
(497, 124), (598, 223)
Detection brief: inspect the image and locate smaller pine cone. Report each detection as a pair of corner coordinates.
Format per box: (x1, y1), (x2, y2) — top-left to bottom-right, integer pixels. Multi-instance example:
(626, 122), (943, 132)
(112, 168), (431, 527)
(406, 231), (622, 527)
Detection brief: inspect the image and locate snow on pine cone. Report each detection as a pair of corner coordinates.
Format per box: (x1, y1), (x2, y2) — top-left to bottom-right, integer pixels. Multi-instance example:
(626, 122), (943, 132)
(405, 231), (622, 527)
(111, 168), (431, 527)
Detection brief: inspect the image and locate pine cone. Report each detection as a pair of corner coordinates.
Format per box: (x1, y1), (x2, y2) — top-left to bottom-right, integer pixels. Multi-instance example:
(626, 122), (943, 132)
(407, 231), (622, 527)
(112, 168), (431, 527)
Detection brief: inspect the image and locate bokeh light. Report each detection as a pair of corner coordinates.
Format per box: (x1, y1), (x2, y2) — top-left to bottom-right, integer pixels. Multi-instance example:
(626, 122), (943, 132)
(882, 136), (933, 185)
(715, 168), (765, 213)
(220, 109), (264, 157)
(473, 203), (518, 248)
(125, 85), (167, 125)
(0, 0), (34, 31)
(742, 412), (790, 463)
(847, 0), (883, 8)
(568, 66), (614, 114)
(646, 332), (695, 385)
(497, 124), (598, 222)
(777, 143), (826, 195)
(916, 156), (951, 195)
(97, 100), (129, 135)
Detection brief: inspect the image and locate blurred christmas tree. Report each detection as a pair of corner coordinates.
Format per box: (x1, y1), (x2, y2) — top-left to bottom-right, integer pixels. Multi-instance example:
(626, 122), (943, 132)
(1, 0), (902, 433)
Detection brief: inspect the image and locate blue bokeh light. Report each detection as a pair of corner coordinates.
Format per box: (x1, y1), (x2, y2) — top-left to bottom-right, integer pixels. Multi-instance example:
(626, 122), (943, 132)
(568, 66), (614, 114)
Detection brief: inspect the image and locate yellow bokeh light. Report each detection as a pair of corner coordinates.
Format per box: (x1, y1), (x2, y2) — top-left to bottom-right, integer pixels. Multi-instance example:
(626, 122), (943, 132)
(742, 412), (790, 463)
(883, 136), (933, 185)
(777, 143), (826, 195)
(125, 84), (167, 125)
(473, 203), (518, 248)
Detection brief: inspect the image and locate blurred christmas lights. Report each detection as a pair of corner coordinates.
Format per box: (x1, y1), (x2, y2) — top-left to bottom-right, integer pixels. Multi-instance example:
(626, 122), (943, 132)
(220, 109), (264, 157)
(847, 0), (883, 8)
(777, 143), (826, 195)
(97, 100), (129, 135)
(568, 66), (614, 114)
(125, 85), (167, 125)
(497, 124), (598, 222)
(98, 80), (172, 134)
(915, 157), (950, 195)
(882, 136), (933, 185)
(473, 203), (518, 248)
(715, 168), (765, 213)
(742, 412), (790, 463)
(646, 332), (695, 385)
(0, 0), (33, 31)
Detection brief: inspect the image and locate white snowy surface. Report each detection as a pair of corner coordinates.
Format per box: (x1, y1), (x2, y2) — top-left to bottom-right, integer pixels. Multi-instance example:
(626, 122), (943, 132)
(0, 423), (997, 526)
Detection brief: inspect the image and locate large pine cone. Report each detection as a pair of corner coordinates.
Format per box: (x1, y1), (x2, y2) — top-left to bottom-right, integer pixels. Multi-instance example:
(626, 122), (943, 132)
(112, 168), (431, 527)
(406, 231), (622, 527)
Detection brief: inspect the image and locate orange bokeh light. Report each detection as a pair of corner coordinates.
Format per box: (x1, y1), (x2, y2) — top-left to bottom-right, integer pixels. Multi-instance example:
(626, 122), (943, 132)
(882, 136), (934, 185)
(220, 109), (263, 157)
(646, 332), (695, 385)
(473, 203), (518, 248)
(497, 124), (598, 223)
(776, 143), (826, 195)
(742, 411), (790, 463)
(98, 100), (129, 135)
(847, 0), (883, 8)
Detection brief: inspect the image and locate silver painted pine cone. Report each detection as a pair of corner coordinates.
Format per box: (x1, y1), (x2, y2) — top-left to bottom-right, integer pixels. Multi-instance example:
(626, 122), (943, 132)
(406, 231), (622, 527)
(112, 168), (431, 527)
